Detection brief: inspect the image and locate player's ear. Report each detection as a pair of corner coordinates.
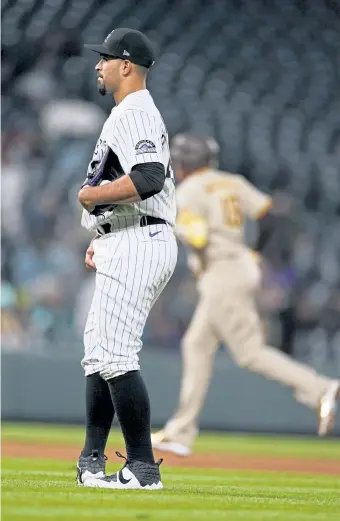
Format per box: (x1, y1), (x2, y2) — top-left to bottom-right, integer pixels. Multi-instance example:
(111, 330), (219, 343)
(121, 60), (133, 77)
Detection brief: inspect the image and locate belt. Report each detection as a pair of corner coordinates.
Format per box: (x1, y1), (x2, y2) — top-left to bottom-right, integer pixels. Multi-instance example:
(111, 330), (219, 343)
(98, 216), (166, 236)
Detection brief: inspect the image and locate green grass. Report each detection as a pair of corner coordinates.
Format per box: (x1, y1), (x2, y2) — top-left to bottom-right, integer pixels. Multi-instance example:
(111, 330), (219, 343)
(2, 423), (340, 520)
(2, 458), (340, 521)
(2, 422), (340, 459)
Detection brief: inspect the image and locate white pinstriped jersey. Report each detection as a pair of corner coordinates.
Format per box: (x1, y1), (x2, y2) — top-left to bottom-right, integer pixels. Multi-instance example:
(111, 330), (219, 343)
(81, 89), (176, 231)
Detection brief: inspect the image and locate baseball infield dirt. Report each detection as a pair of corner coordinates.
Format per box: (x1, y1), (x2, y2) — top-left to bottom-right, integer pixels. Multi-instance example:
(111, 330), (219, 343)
(2, 441), (340, 475)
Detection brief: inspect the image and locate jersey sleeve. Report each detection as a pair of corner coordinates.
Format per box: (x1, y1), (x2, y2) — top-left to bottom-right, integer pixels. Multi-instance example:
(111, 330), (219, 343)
(238, 176), (272, 220)
(176, 182), (208, 249)
(109, 109), (163, 172)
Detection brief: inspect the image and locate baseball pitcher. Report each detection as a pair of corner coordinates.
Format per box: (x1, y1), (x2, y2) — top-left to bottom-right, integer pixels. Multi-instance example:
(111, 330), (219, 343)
(76, 28), (177, 489)
(152, 134), (339, 456)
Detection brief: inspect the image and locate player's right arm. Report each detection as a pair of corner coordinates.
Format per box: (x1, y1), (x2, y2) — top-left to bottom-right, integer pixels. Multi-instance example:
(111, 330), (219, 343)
(175, 184), (208, 276)
(176, 208), (208, 249)
(176, 183), (208, 249)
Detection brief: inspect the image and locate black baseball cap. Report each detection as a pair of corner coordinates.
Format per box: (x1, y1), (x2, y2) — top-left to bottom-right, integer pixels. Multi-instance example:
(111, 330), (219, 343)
(84, 28), (155, 69)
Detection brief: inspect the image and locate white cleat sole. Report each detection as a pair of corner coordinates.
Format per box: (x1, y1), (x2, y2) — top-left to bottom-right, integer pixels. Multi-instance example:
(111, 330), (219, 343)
(77, 469), (105, 486)
(152, 441), (191, 457)
(83, 479), (163, 490)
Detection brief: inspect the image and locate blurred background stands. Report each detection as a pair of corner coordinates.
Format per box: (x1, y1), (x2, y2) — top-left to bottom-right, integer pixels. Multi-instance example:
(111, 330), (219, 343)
(1, 0), (340, 366)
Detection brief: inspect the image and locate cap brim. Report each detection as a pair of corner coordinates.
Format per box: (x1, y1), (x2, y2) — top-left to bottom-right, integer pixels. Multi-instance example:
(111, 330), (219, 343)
(84, 44), (118, 57)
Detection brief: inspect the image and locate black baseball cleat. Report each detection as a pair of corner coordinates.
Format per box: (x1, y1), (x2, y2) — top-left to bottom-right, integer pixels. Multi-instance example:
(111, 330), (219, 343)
(83, 451), (163, 490)
(77, 450), (107, 485)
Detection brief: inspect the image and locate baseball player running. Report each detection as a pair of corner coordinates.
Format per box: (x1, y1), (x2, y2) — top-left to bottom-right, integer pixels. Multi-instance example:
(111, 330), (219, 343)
(76, 28), (177, 489)
(152, 134), (339, 457)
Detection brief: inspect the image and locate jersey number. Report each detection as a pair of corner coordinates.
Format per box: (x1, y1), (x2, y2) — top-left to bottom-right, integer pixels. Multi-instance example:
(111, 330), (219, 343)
(221, 195), (243, 227)
(166, 159), (174, 180)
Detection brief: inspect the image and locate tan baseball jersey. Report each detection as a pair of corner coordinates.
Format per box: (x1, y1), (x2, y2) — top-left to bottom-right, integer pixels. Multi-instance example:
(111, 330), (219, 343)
(158, 170), (333, 452)
(176, 168), (272, 274)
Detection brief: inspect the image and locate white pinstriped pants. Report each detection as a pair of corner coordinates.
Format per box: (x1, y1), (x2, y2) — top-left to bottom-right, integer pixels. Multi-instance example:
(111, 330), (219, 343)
(81, 222), (177, 380)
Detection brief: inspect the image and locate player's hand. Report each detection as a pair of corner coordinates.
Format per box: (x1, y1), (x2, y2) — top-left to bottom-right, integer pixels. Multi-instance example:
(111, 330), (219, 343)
(85, 242), (96, 270)
(78, 186), (95, 212)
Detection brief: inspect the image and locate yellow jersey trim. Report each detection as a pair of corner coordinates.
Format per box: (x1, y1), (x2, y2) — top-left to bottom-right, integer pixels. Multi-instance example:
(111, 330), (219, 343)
(176, 209), (208, 249)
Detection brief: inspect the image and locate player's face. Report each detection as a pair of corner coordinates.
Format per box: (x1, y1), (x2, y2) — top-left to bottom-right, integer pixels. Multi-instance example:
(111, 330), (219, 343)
(95, 56), (122, 96)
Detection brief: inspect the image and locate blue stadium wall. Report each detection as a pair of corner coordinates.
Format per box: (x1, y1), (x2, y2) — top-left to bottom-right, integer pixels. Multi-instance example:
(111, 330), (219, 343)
(2, 349), (340, 435)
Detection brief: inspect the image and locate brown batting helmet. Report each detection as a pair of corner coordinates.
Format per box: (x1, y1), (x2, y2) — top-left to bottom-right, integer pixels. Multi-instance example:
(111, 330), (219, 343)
(170, 134), (220, 174)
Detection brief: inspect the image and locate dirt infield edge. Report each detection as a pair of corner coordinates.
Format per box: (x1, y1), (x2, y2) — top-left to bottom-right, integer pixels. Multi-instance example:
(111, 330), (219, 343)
(2, 441), (340, 476)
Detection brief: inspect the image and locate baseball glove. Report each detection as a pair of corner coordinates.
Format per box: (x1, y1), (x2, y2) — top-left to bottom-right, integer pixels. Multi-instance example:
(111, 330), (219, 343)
(81, 143), (125, 215)
(82, 143), (125, 187)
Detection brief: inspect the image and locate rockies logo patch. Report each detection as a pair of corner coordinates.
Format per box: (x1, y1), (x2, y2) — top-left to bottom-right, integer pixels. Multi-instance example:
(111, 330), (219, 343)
(135, 140), (157, 155)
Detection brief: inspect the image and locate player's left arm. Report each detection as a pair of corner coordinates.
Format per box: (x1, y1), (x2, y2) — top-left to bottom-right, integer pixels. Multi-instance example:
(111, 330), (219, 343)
(238, 175), (272, 221)
(78, 110), (165, 210)
(237, 176), (278, 255)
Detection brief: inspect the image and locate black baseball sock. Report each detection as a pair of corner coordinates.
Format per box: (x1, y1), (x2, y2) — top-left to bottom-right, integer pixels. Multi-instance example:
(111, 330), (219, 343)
(82, 372), (115, 457)
(107, 370), (154, 463)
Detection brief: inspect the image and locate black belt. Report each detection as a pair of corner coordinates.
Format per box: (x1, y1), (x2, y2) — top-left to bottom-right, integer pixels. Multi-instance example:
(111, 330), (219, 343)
(98, 216), (166, 235)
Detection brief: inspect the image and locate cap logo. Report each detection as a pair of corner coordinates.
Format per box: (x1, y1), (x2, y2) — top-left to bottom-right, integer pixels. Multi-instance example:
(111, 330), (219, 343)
(123, 50), (130, 56)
